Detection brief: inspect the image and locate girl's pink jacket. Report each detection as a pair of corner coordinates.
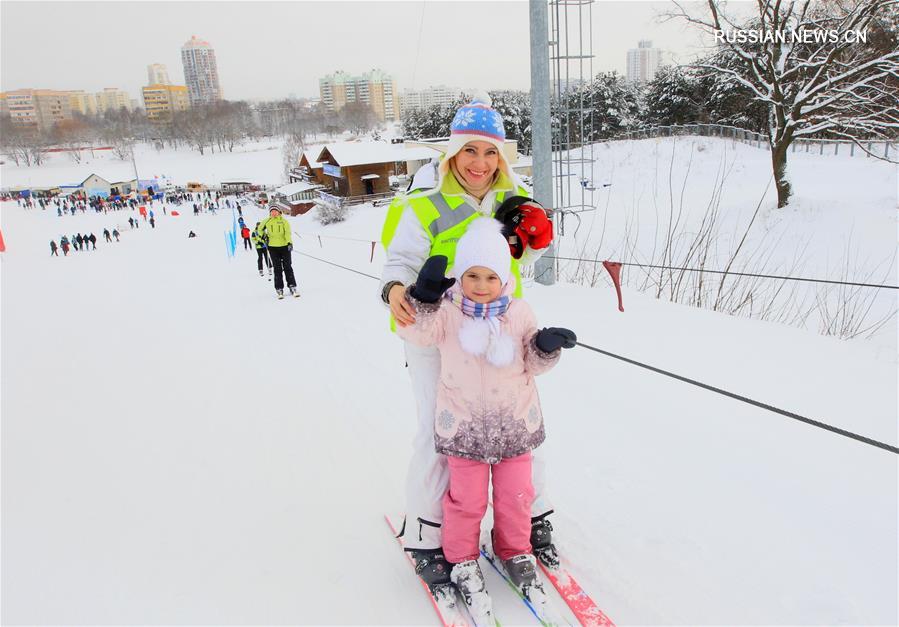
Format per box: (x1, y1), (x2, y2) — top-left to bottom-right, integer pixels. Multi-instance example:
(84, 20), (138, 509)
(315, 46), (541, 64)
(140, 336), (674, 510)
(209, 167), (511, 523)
(398, 289), (560, 464)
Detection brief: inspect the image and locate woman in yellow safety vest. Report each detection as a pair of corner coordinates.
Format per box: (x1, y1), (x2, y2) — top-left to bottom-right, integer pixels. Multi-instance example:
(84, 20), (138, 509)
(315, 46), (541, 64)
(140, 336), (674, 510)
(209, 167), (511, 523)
(378, 93), (558, 589)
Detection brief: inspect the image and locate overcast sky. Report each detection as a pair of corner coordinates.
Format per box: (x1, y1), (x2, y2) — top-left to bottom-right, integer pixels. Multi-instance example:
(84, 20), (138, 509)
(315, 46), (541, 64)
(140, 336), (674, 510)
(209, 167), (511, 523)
(1, 0), (712, 102)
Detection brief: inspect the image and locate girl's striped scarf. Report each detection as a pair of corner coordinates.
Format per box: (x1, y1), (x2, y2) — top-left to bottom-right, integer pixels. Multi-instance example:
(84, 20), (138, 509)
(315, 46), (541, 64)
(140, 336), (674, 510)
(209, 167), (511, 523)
(448, 292), (511, 318)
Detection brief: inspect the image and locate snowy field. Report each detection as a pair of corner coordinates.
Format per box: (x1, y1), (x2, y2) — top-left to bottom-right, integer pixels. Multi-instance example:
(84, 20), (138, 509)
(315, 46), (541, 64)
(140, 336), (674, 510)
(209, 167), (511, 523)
(1, 138), (288, 189)
(552, 137), (898, 345)
(1, 191), (896, 625)
(2, 136), (897, 625)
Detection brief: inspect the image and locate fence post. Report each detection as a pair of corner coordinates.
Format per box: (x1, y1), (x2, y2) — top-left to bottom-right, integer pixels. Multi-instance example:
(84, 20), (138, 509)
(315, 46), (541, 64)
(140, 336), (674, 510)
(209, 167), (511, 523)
(850, 143), (855, 157)
(867, 141), (872, 157)
(834, 142), (838, 156)
(885, 143), (891, 159)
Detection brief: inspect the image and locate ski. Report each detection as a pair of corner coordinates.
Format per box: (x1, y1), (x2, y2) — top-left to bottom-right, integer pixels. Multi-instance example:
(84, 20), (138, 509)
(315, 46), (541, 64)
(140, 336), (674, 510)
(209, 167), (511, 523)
(537, 562), (615, 627)
(485, 503), (614, 626)
(479, 544), (570, 627)
(384, 515), (473, 627)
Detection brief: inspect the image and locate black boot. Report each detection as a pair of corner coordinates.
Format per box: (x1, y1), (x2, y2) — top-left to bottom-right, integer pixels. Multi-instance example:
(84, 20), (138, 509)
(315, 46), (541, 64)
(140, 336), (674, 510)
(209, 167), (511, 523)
(530, 511), (560, 569)
(408, 548), (452, 590)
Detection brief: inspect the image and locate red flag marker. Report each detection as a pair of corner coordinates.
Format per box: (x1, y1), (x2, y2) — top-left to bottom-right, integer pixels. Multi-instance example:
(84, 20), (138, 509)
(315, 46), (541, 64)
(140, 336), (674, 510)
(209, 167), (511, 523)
(0, 229), (6, 252)
(602, 261), (624, 312)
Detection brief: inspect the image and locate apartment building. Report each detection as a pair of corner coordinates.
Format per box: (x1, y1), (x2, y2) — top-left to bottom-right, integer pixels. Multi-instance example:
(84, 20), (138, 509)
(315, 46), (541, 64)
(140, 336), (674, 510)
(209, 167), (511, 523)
(1, 89), (73, 131)
(96, 88), (133, 113)
(142, 84), (190, 122)
(181, 35), (223, 106)
(399, 85), (460, 116)
(68, 90), (98, 116)
(147, 63), (171, 86)
(626, 40), (663, 84)
(319, 69), (400, 122)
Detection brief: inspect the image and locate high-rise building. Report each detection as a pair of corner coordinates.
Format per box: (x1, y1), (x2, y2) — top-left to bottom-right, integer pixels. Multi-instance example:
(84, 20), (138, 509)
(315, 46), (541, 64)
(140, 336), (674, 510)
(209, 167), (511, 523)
(181, 35), (223, 107)
(68, 90), (98, 116)
(0, 89), (73, 131)
(319, 69), (400, 122)
(142, 84), (190, 122)
(95, 88), (133, 113)
(147, 63), (171, 86)
(399, 85), (460, 117)
(626, 40), (662, 84)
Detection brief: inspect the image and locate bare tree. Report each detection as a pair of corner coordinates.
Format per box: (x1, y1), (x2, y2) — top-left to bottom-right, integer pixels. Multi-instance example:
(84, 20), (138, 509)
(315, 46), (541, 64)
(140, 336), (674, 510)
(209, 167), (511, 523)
(282, 133), (304, 180)
(669, 0), (899, 207)
(51, 118), (92, 163)
(1, 117), (32, 166)
(340, 101), (378, 135)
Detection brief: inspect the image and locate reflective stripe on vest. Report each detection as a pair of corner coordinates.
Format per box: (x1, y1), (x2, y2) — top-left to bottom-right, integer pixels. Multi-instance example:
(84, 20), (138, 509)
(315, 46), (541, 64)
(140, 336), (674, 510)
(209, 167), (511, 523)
(426, 194), (480, 238)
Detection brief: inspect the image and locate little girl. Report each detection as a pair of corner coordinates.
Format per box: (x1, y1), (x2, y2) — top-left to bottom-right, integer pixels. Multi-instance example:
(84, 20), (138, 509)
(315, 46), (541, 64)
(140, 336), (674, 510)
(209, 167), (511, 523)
(397, 217), (576, 617)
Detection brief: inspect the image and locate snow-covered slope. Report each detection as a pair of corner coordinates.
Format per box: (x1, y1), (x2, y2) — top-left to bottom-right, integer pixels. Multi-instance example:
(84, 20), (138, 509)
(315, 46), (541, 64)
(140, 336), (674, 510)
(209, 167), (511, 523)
(1, 198), (895, 625)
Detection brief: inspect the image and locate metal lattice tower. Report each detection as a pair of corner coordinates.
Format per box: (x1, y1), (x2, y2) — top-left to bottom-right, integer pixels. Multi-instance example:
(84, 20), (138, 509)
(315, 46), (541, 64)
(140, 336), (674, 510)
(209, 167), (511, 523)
(549, 0), (596, 237)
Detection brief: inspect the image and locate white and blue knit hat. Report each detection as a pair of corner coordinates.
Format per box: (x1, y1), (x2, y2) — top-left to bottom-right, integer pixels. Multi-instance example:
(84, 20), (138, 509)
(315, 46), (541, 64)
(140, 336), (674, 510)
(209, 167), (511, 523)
(450, 95), (506, 143)
(438, 91), (512, 183)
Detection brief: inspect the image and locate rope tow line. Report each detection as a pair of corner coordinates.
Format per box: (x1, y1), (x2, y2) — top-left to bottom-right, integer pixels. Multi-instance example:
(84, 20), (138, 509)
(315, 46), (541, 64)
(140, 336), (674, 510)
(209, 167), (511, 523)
(293, 245), (898, 455)
(575, 341), (898, 455)
(543, 256), (899, 290)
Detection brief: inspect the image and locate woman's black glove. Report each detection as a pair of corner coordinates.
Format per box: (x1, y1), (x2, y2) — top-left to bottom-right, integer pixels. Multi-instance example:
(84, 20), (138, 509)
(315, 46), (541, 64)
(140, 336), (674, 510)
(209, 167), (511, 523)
(535, 327), (577, 352)
(411, 255), (456, 304)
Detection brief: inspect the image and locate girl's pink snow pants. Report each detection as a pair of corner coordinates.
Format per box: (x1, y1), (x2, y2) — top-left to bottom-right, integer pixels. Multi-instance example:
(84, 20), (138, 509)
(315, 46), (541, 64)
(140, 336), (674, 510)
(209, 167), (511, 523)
(442, 452), (534, 563)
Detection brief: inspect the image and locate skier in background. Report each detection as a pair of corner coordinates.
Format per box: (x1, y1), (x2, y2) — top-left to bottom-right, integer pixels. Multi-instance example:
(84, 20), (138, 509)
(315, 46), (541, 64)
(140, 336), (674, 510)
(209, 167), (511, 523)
(50, 240), (58, 256)
(103, 229), (112, 243)
(241, 225), (252, 250)
(112, 229), (120, 242)
(252, 220), (272, 279)
(261, 207), (297, 298)
(150, 216), (156, 229)
(89, 233), (97, 250)
(60, 236), (70, 255)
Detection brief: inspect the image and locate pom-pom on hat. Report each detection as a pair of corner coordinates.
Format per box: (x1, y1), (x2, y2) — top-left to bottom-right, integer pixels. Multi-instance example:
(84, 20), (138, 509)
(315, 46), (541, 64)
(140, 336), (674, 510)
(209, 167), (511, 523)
(452, 217), (511, 286)
(438, 91), (512, 183)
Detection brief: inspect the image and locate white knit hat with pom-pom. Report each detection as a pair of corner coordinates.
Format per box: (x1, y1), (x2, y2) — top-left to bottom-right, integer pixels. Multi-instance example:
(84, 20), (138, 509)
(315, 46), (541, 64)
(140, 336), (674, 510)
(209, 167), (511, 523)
(452, 217), (511, 285)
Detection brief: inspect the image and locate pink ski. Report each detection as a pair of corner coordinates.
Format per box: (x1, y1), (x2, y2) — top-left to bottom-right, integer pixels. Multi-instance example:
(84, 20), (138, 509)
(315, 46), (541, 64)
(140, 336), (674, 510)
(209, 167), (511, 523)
(538, 563), (615, 627)
(385, 514), (472, 627)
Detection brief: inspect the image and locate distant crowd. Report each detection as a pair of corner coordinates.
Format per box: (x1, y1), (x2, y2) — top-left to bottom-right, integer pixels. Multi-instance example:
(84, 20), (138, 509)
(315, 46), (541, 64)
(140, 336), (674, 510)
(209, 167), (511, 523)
(39, 189), (254, 258)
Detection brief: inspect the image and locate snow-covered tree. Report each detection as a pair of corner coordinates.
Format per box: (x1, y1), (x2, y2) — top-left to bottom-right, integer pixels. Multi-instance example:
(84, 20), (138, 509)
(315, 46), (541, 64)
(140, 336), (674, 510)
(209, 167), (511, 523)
(558, 72), (642, 144)
(643, 65), (707, 126)
(670, 0), (899, 207)
(488, 90), (532, 153)
(401, 103), (455, 139)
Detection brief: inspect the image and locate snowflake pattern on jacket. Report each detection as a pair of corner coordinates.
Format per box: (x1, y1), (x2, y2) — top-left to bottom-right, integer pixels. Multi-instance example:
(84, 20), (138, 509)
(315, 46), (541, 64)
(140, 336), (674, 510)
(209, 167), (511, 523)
(397, 287), (560, 464)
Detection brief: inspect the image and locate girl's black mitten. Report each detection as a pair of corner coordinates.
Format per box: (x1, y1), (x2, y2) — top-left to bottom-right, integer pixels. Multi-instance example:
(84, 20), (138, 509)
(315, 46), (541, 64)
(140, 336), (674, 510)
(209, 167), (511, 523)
(411, 255), (456, 304)
(535, 327), (577, 352)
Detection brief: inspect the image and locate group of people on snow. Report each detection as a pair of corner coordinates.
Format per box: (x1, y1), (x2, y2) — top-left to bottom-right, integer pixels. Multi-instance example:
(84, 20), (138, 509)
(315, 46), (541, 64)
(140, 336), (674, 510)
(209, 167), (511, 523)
(51, 232), (104, 256)
(379, 95), (576, 619)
